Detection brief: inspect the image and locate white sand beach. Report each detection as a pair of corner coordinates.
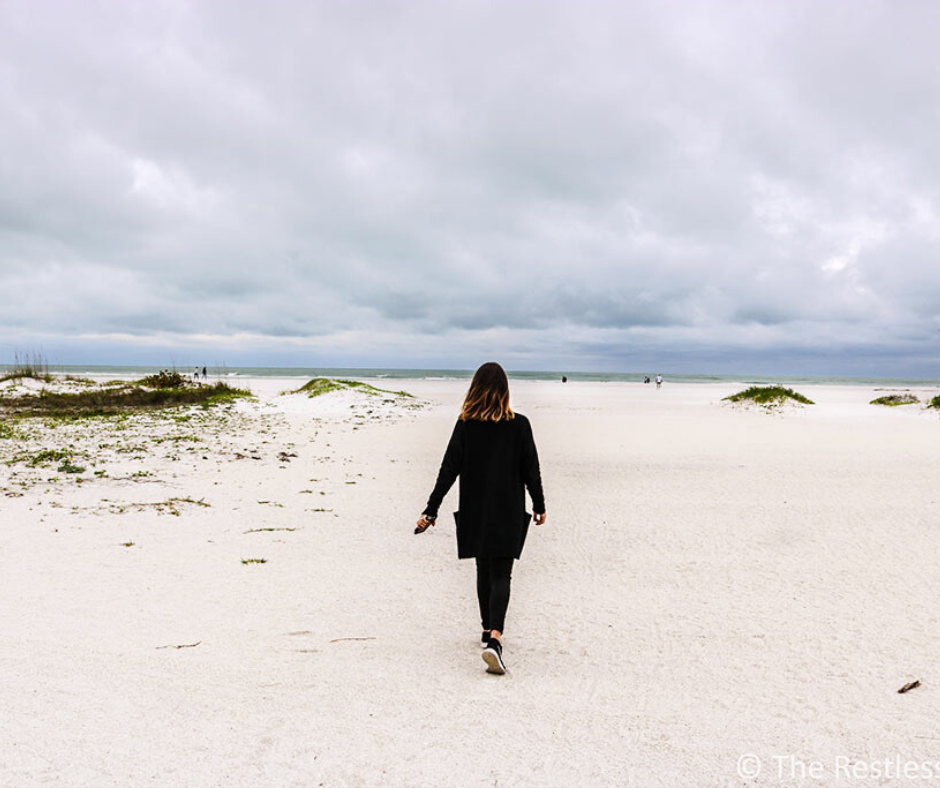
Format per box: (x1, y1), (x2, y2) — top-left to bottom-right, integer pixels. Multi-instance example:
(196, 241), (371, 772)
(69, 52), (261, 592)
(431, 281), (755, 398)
(2, 376), (939, 787)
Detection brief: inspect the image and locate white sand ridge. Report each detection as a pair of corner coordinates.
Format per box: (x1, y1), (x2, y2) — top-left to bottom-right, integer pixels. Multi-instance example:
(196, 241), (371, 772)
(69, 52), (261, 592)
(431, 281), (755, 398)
(1, 376), (938, 786)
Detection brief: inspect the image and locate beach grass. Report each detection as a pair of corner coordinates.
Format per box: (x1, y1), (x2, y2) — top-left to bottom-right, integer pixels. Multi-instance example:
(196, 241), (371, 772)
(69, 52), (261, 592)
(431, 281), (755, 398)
(930, 395), (940, 409)
(297, 378), (346, 397)
(723, 386), (815, 406)
(0, 371), (54, 384)
(0, 381), (250, 418)
(295, 377), (412, 398)
(0, 351), (54, 384)
(871, 394), (920, 406)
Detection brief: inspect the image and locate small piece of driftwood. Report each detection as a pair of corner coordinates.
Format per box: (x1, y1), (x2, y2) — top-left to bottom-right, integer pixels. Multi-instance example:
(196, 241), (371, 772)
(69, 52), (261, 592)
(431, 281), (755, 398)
(898, 680), (921, 694)
(156, 641), (202, 650)
(329, 637), (376, 643)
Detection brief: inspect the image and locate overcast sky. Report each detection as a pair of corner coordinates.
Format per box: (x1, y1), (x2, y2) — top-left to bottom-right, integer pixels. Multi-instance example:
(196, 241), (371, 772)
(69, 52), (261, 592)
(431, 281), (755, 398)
(1, 0), (939, 374)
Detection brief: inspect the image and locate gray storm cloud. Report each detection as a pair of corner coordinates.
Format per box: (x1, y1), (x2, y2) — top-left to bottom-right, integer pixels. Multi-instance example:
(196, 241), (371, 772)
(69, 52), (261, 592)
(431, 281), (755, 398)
(1, 0), (939, 372)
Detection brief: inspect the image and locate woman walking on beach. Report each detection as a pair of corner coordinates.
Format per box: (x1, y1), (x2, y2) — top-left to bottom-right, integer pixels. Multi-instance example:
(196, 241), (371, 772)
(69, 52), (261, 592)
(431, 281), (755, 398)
(415, 362), (546, 674)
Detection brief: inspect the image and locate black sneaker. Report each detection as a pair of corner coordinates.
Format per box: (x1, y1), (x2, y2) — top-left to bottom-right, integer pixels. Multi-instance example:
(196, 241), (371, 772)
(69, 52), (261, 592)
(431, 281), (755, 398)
(482, 638), (506, 674)
(481, 631), (490, 649)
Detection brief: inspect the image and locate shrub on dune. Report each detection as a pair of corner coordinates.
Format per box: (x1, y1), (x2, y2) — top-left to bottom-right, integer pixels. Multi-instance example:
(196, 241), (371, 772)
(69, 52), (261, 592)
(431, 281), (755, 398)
(295, 378), (412, 398)
(723, 386), (814, 406)
(870, 394), (920, 406)
(138, 371), (189, 389)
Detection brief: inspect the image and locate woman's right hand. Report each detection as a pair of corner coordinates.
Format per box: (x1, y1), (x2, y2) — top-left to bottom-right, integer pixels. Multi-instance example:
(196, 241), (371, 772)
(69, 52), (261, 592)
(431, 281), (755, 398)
(415, 514), (436, 534)
(534, 512), (547, 526)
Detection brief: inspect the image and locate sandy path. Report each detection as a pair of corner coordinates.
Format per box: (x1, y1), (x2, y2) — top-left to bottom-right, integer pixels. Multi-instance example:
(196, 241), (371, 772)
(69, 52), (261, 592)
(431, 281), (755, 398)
(2, 378), (938, 786)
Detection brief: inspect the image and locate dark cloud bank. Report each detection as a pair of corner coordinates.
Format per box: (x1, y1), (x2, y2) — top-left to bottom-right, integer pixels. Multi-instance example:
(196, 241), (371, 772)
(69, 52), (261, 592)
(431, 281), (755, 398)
(2, 0), (939, 374)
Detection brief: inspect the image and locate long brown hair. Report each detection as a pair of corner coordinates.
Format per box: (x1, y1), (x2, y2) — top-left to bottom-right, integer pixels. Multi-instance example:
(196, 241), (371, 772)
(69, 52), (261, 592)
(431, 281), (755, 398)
(461, 362), (515, 422)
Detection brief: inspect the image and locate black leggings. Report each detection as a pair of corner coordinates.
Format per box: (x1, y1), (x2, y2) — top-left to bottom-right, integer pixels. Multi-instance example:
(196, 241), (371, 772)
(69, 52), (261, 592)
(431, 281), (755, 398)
(475, 556), (514, 633)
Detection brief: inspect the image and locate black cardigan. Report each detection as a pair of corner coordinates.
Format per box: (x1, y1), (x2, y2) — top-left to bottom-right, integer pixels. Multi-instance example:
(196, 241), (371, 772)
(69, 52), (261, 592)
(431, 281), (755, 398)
(423, 414), (545, 559)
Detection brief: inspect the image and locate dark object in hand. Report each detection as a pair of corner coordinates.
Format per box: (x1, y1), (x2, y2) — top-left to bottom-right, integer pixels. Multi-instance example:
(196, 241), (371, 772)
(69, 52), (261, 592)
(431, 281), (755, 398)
(415, 516), (435, 535)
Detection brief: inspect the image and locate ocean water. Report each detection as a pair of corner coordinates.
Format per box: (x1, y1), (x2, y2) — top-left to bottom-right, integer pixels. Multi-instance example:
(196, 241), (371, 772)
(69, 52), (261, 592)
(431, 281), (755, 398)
(5, 365), (939, 388)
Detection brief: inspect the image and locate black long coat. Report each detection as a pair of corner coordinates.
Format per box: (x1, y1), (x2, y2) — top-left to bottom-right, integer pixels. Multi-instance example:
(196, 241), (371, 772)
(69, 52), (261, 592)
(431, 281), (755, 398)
(423, 414), (545, 560)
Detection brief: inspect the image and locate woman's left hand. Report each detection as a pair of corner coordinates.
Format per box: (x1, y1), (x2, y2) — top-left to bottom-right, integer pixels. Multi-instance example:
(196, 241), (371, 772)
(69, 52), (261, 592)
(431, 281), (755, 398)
(415, 514), (436, 533)
(534, 512), (547, 526)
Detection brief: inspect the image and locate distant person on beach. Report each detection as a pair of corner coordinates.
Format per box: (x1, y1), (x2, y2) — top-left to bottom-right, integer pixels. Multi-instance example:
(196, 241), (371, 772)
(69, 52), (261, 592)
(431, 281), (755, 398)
(415, 362), (546, 675)
(562, 375), (567, 383)
(656, 374), (663, 388)
(644, 376), (650, 384)
(193, 367), (199, 381)
(202, 366), (207, 380)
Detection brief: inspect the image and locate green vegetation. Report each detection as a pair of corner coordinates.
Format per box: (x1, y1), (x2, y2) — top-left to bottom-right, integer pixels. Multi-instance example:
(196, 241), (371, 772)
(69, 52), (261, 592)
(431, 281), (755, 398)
(0, 371), (53, 383)
(10, 448), (78, 467)
(0, 351), (53, 383)
(151, 434), (201, 444)
(57, 460), (85, 474)
(0, 421), (17, 439)
(241, 558), (268, 565)
(723, 386), (815, 406)
(341, 379), (413, 397)
(170, 496), (210, 509)
(296, 378), (345, 397)
(116, 444), (148, 454)
(295, 377), (412, 398)
(99, 496), (210, 516)
(0, 381), (249, 418)
(929, 395), (940, 409)
(138, 371), (188, 389)
(870, 394), (920, 406)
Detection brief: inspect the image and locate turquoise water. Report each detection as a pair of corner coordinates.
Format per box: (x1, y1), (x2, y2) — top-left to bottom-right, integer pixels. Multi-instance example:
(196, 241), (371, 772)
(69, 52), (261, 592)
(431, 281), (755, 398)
(4, 365), (938, 388)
